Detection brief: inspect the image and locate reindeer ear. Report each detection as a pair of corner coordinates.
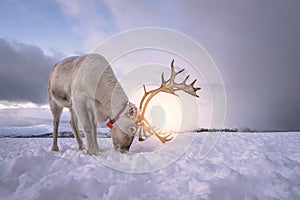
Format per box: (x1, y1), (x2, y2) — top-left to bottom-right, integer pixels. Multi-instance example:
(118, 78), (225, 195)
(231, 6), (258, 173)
(128, 102), (135, 109)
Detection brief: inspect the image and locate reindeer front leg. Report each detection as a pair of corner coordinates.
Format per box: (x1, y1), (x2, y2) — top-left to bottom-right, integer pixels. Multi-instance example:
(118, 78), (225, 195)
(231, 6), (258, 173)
(74, 99), (99, 155)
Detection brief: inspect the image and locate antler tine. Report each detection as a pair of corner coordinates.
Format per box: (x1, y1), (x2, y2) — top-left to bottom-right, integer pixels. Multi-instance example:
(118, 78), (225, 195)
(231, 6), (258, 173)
(161, 73), (168, 86)
(171, 59), (175, 68)
(138, 126), (145, 141)
(182, 75), (190, 84)
(143, 126), (152, 138)
(169, 60), (176, 83)
(143, 85), (147, 93)
(191, 79), (197, 86)
(155, 133), (173, 143)
(177, 68), (185, 74)
(145, 123), (173, 143)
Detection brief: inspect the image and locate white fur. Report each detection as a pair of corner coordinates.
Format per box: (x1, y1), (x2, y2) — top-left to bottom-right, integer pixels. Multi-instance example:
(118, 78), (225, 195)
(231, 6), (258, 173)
(48, 54), (135, 155)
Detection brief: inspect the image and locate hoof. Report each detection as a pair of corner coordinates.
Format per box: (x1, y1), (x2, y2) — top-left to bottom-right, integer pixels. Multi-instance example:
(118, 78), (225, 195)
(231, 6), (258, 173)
(87, 149), (99, 156)
(78, 146), (85, 151)
(51, 145), (59, 152)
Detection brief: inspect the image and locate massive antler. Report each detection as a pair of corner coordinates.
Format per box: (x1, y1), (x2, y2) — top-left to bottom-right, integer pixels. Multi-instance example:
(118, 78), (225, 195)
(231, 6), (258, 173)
(136, 60), (201, 143)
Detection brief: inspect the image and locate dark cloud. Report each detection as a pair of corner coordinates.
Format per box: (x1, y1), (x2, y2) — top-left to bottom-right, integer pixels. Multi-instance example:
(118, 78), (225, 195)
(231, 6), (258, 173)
(0, 38), (61, 104)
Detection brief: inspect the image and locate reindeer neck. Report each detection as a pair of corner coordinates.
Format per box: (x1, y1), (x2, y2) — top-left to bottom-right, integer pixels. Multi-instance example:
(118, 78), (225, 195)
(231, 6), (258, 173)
(94, 66), (129, 120)
(108, 82), (128, 119)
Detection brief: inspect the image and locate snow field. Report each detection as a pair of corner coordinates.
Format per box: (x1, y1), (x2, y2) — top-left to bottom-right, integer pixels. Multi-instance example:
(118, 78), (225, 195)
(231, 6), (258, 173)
(0, 132), (300, 200)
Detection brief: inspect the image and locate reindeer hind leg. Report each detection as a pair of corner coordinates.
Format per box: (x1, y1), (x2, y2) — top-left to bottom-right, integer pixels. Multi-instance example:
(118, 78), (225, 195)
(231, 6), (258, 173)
(70, 108), (84, 150)
(50, 99), (63, 151)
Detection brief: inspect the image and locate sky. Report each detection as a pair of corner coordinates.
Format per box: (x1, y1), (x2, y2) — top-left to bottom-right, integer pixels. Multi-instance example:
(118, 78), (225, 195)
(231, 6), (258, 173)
(0, 0), (300, 132)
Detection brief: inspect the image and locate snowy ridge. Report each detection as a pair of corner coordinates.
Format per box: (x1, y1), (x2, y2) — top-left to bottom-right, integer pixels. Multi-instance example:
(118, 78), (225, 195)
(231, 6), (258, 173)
(0, 132), (299, 199)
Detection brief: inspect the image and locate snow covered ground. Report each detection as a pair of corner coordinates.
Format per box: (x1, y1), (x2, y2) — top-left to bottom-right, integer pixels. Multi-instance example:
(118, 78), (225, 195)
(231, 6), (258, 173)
(0, 132), (299, 200)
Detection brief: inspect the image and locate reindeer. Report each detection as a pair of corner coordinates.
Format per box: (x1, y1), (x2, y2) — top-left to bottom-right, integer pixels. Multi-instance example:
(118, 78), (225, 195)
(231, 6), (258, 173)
(48, 54), (200, 155)
(48, 54), (137, 154)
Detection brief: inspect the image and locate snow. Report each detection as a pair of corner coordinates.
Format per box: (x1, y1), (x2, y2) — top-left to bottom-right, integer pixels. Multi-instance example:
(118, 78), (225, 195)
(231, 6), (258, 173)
(0, 132), (300, 200)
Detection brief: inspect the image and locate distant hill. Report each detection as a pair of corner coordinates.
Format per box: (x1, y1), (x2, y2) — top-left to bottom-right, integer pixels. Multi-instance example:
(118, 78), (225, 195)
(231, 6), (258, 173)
(195, 128), (239, 133)
(0, 131), (111, 138)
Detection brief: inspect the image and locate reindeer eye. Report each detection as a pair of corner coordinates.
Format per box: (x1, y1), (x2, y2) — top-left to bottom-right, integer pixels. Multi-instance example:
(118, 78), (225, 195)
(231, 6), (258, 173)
(129, 126), (136, 134)
(129, 108), (133, 114)
(129, 107), (136, 116)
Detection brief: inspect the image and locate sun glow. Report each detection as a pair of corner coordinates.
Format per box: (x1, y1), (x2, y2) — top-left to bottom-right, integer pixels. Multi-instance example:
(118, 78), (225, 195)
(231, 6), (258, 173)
(129, 85), (182, 133)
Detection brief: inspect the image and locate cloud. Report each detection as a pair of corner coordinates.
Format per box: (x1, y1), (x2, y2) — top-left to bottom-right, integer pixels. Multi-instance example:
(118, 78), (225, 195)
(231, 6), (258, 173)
(56, 0), (117, 50)
(104, 1), (168, 29)
(56, 0), (82, 17)
(0, 38), (61, 104)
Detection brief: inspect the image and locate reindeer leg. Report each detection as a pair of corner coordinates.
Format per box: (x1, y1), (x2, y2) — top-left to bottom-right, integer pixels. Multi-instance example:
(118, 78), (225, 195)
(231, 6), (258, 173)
(74, 100), (99, 155)
(50, 100), (63, 152)
(70, 108), (84, 150)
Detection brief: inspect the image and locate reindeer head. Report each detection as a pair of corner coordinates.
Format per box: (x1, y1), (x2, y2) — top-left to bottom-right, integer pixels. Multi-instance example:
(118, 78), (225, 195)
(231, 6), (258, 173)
(134, 60), (201, 143)
(107, 102), (138, 153)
